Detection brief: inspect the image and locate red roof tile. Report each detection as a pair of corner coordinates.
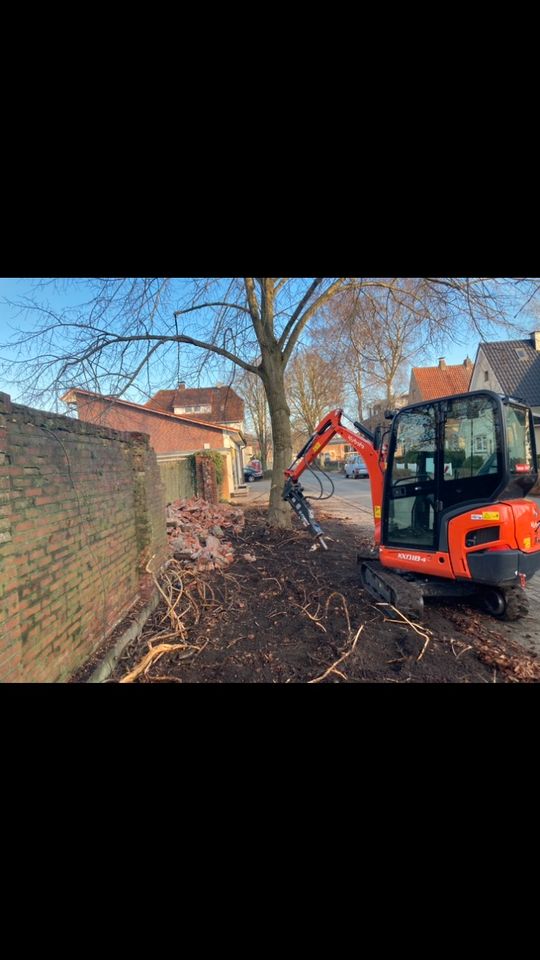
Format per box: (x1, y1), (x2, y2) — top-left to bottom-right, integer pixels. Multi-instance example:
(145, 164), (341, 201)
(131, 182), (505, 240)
(411, 363), (472, 401)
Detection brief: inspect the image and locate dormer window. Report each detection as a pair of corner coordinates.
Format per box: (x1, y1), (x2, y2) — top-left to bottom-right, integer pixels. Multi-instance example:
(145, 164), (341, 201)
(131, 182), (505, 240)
(174, 404), (212, 414)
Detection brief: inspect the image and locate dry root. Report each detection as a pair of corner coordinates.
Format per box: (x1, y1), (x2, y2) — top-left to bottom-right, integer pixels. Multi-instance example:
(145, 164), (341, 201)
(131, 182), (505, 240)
(377, 603), (433, 661)
(309, 625), (364, 684)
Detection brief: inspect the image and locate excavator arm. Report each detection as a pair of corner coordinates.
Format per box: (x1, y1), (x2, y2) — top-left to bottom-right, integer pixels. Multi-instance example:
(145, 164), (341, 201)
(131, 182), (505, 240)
(282, 409), (387, 545)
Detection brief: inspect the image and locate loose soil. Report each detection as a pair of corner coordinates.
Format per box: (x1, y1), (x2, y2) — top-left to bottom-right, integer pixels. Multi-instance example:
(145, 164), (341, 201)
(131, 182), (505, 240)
(106, 507), (540, 683)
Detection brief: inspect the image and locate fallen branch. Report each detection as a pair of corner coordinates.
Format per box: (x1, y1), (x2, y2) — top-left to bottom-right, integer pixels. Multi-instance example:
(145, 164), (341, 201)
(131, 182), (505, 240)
(119, 642), (192, 683)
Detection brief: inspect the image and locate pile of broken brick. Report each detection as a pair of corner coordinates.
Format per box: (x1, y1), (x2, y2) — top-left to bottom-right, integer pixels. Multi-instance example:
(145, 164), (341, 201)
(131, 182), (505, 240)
(166, 497), (253, 571)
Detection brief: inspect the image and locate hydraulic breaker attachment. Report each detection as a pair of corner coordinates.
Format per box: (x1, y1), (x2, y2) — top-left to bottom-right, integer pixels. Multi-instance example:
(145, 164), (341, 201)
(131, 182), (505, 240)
(282, 479), (328, 549)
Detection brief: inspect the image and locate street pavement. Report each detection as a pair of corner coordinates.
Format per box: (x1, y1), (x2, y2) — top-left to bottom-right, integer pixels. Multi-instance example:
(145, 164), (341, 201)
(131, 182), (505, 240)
(245, 471), (540, 657)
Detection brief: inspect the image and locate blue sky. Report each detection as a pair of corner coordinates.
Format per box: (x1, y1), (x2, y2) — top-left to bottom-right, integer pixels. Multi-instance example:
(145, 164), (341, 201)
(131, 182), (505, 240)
(0, 277), (536, 407)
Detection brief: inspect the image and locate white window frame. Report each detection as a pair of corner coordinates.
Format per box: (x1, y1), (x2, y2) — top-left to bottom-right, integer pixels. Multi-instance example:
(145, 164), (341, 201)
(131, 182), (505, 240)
(474, 435), (488, 453)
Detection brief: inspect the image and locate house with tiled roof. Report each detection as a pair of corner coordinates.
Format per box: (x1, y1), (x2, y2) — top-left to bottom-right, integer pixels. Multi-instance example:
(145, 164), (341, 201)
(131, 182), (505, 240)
(469, 331), (540, 451)
(145, 382), (244, 432)
(62, 388), (246, 499)
(408, 357), (473, 404)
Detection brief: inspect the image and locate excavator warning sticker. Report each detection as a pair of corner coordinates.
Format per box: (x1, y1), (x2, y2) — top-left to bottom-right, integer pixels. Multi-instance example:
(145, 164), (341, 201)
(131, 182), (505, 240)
(312, 441), (321, 453)
(374, 506), (381, 518)
(470, 511), (500, 521)
(524, 537), (532, 549)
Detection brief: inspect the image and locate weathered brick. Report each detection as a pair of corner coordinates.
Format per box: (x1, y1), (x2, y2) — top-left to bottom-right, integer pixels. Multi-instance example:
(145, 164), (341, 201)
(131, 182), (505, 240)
(1, 397), (167, 682)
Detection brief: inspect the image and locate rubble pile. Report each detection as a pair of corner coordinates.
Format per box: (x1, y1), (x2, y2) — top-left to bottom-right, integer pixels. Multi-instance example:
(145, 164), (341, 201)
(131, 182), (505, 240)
(166, 497), (245, 570)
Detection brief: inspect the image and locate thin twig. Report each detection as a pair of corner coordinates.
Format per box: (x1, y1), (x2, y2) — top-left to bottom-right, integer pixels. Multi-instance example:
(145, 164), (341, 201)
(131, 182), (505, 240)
(377, 602), (432, 661)
(308, 627), (363, 684)
(290, 601), (327, 633)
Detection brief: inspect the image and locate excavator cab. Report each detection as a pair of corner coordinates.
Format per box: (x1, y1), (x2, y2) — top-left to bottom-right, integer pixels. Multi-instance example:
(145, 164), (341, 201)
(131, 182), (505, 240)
(383, 391), (537, 553)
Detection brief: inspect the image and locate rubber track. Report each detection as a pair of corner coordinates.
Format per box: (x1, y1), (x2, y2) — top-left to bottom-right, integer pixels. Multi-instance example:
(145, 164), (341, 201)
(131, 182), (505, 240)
(359, 560), (425, 621)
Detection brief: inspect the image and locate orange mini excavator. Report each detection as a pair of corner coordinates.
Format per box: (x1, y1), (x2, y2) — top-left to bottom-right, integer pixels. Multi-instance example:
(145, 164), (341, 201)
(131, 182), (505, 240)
(282, 390), (540, 620)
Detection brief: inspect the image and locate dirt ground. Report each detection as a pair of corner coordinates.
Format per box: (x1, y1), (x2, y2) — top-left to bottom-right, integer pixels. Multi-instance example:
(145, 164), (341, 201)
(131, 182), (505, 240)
(105, 506), (540, 684)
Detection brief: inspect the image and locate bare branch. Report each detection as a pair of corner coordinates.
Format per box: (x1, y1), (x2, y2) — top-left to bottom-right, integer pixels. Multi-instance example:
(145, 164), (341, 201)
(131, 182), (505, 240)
(174, 301), (251, 318)
(278, 278), (325, 351)
(282, 279), (346, 363)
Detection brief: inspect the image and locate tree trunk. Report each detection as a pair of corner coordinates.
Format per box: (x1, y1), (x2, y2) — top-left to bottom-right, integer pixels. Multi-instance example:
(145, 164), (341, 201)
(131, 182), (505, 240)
(261, 352), (293, 528)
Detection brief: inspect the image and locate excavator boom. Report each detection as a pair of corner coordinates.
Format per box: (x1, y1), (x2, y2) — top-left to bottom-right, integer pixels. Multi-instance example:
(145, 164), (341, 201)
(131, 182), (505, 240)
(283, 409), (387, 543)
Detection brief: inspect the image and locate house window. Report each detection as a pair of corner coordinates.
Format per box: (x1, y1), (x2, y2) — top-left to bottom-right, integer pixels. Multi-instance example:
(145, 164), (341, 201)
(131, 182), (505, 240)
(484, 371), (489, 382)
(474, 435), (488, 453)
(174, 404), (212, 414)
(515, 348), (527, 360)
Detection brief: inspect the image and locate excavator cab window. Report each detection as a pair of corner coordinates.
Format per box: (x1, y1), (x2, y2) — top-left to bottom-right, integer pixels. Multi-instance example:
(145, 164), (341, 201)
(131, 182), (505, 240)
(505, 403), (535, 474)
(386, 404), (437, 549)
(442, 395), (502, 488)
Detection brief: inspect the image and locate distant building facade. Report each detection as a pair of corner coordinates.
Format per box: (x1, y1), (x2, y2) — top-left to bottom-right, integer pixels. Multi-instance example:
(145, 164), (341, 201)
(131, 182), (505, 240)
(408, 357), (473, 404)
(145, 382), (244, 432)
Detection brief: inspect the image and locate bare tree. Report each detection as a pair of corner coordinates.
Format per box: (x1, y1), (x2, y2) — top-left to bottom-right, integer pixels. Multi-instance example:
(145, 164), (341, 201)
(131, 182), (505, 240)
(313, 295), (372, 420)
(2, 277), (539, 527)
(341, 279), (429, 407)
(237, 370), (272, 470)
(286, 347), (346, 436)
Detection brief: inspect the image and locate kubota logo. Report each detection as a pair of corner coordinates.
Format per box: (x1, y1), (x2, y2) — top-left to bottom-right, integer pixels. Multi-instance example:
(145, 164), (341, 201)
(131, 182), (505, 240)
(397, 553), (427, 563)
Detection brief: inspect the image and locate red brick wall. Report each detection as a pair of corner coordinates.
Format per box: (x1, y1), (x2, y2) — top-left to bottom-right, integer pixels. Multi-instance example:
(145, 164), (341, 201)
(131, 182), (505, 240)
(195, 455), (218, 503)
(0, 393), (168, 683)
(75, 395), (225, 452)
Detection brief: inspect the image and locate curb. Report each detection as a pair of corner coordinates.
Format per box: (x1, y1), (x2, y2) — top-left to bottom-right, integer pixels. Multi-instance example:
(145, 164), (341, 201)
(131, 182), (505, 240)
(85, 589), (161, 683)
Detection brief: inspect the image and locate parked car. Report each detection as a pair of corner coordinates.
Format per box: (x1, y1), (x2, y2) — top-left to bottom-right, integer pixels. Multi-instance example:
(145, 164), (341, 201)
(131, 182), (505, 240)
(244, 465), (263, 483)
(344, 455), (368, 479)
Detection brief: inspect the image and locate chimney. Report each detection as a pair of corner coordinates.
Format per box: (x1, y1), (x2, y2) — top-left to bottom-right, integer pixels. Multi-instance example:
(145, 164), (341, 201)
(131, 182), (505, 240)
(177, 382), (186, 390)
(463, 357), (473, 368)
(530, 332), (540, 352)
(438, 358), (447, 369)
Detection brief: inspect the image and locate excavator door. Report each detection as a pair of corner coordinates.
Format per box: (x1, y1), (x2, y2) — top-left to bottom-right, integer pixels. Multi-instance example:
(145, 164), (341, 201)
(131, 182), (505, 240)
(384, 402), (438, 550)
